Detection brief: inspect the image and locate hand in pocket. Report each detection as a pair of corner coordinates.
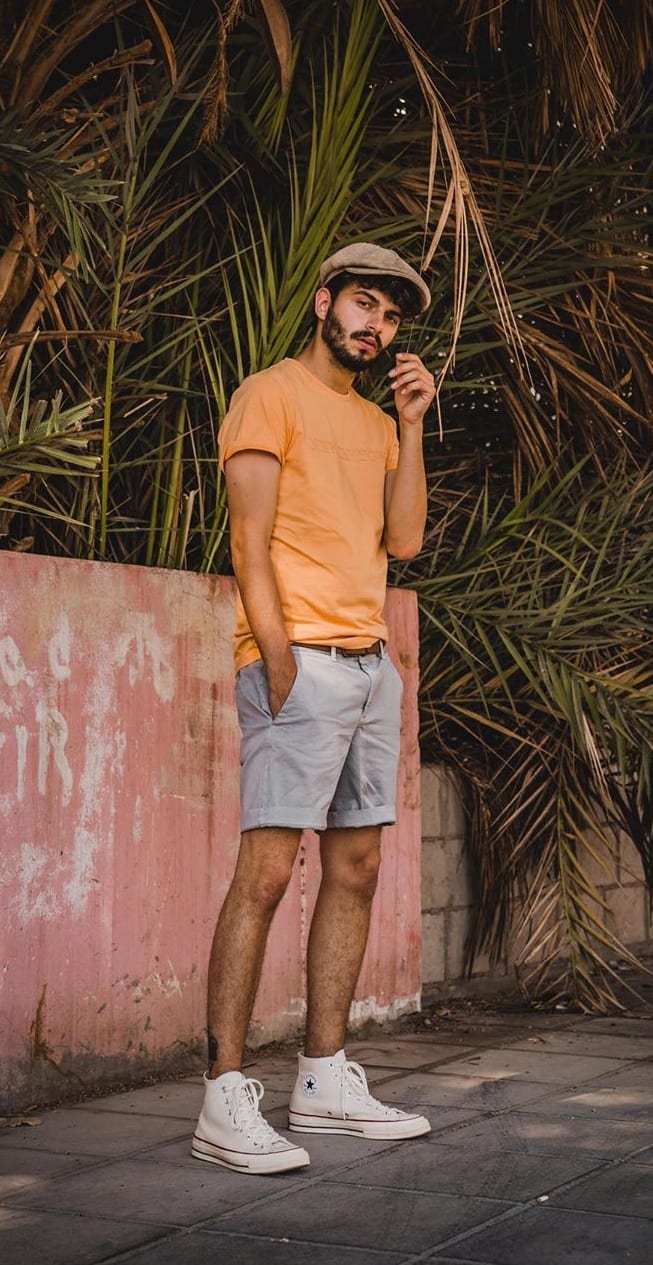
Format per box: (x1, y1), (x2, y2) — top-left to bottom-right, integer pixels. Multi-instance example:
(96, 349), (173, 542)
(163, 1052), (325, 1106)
(266, 653), (298, 719)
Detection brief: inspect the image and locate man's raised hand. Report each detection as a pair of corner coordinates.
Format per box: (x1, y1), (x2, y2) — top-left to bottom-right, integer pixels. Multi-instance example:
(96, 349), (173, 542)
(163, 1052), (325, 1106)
(389, 353), (435, 426)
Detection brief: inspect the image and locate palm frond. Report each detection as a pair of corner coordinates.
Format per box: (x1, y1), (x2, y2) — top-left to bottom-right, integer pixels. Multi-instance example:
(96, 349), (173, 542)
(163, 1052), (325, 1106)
(397, 458), (653, 1008)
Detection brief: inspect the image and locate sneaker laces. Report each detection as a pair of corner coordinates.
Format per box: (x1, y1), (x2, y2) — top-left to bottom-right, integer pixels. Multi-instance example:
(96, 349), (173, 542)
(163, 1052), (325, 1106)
(341, 1059), (396, 1119)
(229, 1077), (283, 1146)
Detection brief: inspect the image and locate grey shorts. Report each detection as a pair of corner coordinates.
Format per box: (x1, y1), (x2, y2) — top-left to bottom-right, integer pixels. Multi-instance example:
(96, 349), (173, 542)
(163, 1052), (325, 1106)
(235, 645), (403, 832)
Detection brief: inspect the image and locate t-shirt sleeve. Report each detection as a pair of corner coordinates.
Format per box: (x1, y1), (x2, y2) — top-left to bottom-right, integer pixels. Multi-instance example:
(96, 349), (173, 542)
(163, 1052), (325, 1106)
(383, 412), (400, 472)
(218, 372), (291, 471)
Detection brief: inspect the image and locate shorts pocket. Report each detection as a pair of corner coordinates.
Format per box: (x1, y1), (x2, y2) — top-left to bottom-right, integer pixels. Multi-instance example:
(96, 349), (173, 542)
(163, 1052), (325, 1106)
(271, 659), (303, 722)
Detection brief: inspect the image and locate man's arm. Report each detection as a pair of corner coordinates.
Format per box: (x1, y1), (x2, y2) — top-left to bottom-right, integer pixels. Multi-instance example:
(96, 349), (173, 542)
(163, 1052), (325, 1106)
(224, 449), (296, 717)
(383, 352), (434, 559)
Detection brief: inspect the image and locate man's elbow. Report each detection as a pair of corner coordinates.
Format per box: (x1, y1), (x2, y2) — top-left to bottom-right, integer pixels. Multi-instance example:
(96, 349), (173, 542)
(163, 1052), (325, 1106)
(386, 535), (424, 561)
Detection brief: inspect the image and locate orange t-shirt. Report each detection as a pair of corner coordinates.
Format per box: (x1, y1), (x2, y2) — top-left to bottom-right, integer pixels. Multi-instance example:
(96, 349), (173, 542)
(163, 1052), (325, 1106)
(218, 358), (399, 671)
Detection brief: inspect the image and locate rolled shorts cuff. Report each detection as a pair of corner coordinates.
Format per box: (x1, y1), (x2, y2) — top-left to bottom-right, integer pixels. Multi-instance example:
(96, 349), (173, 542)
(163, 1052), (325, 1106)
(240, 804), (398, 833)
(241, 806), (329, 833)
(326, 805), (397, 830)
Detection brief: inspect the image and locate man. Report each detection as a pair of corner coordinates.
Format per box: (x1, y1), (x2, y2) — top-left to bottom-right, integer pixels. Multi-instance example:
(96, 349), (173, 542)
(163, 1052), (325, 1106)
(192, 242), (435, 1175)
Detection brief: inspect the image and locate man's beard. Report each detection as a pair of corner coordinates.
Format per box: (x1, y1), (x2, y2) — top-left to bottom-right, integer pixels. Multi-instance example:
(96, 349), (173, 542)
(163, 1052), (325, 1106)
(322, 309), (380, 373)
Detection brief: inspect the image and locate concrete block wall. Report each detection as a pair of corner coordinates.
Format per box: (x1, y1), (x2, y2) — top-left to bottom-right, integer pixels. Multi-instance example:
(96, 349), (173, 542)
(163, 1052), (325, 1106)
(421, 764), (652, 992)
(421, 766), (510, 990)
(583, 829), (652, 949)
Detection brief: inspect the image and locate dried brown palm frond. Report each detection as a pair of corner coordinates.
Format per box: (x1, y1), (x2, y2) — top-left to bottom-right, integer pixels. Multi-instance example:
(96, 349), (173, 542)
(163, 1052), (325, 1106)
(456, 0), (507, 50)
(198, 0), (246, 147)
(531, 0), (619, 143)
(142, 0), (178, 84)
(2, 0), (139, 107)
(457, 0), (653, 146)
(198, 0), (292, 145)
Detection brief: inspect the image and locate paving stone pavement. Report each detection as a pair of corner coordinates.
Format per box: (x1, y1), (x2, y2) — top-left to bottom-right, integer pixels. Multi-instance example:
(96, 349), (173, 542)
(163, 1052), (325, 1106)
(1, 1011), (652, 1265)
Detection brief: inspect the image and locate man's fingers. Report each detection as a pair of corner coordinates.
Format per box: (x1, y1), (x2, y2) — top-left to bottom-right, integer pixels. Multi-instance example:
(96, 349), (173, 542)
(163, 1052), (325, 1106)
(391, 372), (435, 396)
(389, 354), (435, 410)
(391, 371), (431, 389)
(390, 358), (433, 383)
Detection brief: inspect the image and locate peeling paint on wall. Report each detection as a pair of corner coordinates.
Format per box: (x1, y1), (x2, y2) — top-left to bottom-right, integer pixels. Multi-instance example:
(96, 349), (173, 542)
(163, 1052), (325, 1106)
(0, 635), (35, 688)
(349, 992), (421, 1026)
(127, 963), (185, 1003)
(36, 699), (73, 804)
(48, 614), (72, 681)
(13, 842), (63, 923)
(114, 612), (176, 702)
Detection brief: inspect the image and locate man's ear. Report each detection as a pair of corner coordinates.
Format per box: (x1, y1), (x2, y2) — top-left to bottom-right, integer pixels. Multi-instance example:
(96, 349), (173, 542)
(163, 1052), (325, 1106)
(314, 286), (332, 321)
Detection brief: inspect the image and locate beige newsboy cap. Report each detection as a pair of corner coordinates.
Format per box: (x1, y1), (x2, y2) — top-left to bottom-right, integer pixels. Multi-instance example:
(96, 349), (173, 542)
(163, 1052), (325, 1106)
(319, 242), (431, 314)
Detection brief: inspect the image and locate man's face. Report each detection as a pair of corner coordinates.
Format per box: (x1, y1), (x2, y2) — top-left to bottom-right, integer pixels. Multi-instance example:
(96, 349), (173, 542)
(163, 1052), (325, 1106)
(320, 283), (402, 372)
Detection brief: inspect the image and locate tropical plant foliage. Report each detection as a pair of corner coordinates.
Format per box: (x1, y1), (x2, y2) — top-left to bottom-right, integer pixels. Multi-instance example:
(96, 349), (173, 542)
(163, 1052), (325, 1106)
(395, 458), (653, 1008)
(1, 0), (652, 1008)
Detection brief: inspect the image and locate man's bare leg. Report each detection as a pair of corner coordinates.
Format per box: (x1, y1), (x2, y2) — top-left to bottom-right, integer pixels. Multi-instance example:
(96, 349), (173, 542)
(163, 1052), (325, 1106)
(304, 825), (381, 1057)
(289, 824), (430, 1140)
(207, 826), (301, 1076)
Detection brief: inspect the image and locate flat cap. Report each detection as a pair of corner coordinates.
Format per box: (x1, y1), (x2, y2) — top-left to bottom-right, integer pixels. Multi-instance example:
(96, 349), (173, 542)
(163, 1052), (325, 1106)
(319, 242), (431, 314)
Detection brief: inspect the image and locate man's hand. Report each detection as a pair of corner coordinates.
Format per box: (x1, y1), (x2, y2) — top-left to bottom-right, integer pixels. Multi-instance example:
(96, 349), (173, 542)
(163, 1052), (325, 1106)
(265, 648), (297, 719)
(389, 353), (435, 426)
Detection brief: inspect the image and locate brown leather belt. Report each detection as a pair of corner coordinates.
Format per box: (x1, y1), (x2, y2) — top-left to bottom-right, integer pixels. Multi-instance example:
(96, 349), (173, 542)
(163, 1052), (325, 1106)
(292, 640), (384, 658)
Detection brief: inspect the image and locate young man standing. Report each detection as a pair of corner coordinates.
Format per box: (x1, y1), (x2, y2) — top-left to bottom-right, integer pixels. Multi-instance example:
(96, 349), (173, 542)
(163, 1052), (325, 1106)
(193, 242), (435, 1174)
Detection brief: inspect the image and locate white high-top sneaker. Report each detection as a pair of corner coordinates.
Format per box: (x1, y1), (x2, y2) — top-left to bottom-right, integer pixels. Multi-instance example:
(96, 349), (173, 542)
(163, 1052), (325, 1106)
(192, 1071), (310, 1174)
(288, 1050), (431, 1140)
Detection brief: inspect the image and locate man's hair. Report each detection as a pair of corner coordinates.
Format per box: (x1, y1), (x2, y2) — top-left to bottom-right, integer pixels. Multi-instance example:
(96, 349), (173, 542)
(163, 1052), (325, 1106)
(324, 270), (423, 321)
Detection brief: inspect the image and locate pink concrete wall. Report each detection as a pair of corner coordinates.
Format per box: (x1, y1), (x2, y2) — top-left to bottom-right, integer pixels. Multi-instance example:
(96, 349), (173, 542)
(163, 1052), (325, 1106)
(0, 553), (421, 1111)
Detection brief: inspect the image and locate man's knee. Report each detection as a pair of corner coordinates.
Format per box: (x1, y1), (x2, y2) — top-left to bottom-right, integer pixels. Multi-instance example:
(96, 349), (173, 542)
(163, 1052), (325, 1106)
(256, 860), (295, 910)
(349, 847), (381, 898)
(232, 828), (299, 912)
(322, 833), (381, 898)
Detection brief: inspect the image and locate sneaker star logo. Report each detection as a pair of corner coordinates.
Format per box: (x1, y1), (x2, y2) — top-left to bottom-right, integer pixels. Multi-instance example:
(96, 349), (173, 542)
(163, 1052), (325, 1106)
(302, 1073), (319, 1097)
